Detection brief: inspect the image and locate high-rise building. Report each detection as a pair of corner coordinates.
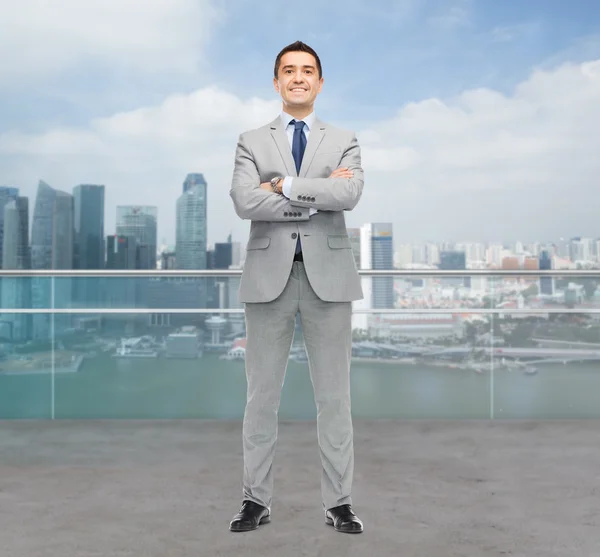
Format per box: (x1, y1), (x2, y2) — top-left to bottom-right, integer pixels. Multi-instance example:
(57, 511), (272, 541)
(0, 186), (19, 269)
(371, 223), (394, 309)
(73, 184), (106, 309)
(104, 235), (137, 330)
(182, 173), (207, 194)
(214, 242), (233, 269)
(439, 250), (469, 288)
(0, 197), (31, 340)
(176, 180), (207, 270)
(73, 185), (105, 269)
(116, 206), (157, 269)
(106, 235), (136, 269)
(539, 249), (554, 296)
(30, 181), (74, 338)
(52, 192), (74, 269)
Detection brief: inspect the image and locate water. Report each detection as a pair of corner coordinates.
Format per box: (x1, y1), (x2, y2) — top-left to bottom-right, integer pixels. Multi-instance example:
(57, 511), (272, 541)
(1, 353), (599, 419)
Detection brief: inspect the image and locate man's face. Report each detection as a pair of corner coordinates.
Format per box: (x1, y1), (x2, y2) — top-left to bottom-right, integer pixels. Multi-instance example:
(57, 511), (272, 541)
(274, 51), (323, 110)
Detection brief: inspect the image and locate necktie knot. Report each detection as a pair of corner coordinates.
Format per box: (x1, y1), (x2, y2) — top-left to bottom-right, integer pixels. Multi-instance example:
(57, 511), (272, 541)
(291, 119), (305, 132)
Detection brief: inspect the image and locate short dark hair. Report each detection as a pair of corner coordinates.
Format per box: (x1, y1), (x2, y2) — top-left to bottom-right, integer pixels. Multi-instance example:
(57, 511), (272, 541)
(274, 41), (322, 79)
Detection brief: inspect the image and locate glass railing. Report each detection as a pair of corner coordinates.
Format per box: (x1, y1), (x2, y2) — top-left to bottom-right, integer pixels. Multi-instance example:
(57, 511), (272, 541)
(1, 269), (599, 419)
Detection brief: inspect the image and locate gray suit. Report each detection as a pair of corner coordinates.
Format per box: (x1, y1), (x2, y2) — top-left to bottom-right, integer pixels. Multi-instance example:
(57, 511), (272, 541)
(230, 114), (364, 512)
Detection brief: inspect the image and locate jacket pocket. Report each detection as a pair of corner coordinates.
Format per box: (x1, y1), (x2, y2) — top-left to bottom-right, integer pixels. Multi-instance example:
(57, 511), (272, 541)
(327, 235), (351, 249)
(246, 237), (271, 250)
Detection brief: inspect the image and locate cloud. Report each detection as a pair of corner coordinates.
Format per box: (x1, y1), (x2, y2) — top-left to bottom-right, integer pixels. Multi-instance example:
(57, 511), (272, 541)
(1, 59), (599, 245)
(0, 0), (223, 83)
(0, 87), (279, 245)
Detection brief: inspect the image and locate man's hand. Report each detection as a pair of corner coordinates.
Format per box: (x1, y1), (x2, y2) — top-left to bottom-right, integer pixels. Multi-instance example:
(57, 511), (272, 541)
(259, 181), (275, 192)
(259, 178), (283, 193)
(329, 167), (354, 179)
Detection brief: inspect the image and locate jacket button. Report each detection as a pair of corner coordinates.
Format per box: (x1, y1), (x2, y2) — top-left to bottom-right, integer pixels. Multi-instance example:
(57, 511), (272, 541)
(284, 211), (288, 217)
(297, 195), (302, 200)
(310, 196), (315, 202)
(291, 232), (297, 239)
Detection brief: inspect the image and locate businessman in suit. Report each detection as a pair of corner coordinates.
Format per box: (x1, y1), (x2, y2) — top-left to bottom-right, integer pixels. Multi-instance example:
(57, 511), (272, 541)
(229, 41), (364, 534)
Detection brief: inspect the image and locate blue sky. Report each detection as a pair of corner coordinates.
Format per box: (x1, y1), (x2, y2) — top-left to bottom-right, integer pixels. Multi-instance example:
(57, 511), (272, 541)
(3, 0), (600, 131)
(1, 0), (600, 245)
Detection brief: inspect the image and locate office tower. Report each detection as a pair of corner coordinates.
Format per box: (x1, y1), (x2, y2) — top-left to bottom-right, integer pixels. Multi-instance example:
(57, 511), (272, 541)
(214, 242), (233, 269)
(183, 173), (207, 194)
(0, 186), (19, 268)
(371, 223), (394, 309)
(176, 179), (207, 313)
(116, 206), (158, 269)
(104, 235), (138, 334)
(52, 192), (74, 269)
(539, 249), (554, 296)
(439, 250), (469, 288)
(73, 185), (105, 309)
(106, 235), (136, 269)
(1, 197), (31, 340)
(30, 181), (74, 338)
(73, 185), (105, 269)
(176, 182), (207, 270)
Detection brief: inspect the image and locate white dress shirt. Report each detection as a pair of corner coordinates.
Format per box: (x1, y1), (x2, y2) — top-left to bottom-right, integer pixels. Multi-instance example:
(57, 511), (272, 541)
(280, 111), (318, 216)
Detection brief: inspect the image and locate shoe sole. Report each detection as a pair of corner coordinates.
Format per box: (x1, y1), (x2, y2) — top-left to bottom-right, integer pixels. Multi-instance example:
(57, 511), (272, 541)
(229, 514), (270, 532)
(325, 516), (363, 533)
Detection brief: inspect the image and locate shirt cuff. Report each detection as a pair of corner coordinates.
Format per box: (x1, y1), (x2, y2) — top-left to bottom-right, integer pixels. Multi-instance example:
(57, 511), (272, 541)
(281, 176), (293, 198)
(309, 208), (318, 216)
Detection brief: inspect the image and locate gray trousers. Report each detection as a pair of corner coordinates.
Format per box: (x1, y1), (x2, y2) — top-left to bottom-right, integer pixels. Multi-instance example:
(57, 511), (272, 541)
(242, 261), (354, 511)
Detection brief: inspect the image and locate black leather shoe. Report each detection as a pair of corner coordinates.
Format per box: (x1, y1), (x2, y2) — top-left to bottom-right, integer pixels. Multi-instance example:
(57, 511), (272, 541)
(325, 504), (363, 533)
(229, 500), (270, 532)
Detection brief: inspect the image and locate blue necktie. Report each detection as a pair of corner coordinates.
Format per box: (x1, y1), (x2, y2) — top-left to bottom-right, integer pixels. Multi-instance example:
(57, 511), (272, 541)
(291, 119), (306, 254)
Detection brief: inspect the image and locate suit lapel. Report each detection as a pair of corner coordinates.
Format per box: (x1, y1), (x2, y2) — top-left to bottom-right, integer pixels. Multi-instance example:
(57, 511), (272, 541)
(269, 116), (327, 178)
(269, 118), (297, 177)
(300, 118), (326, 177)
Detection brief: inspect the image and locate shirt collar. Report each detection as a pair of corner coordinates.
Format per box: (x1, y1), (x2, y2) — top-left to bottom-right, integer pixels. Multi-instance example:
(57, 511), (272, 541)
(281, 110), (316, 131)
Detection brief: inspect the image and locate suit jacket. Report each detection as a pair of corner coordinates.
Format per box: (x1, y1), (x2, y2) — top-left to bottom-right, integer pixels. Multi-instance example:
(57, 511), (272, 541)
(230, 115), (364, 303)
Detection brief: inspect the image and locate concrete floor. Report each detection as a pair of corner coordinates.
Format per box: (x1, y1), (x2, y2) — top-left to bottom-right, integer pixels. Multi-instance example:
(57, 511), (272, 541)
(1, 420), (599, 557)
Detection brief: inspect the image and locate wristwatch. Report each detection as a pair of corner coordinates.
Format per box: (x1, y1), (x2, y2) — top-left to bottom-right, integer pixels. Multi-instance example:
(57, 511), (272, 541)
(270, 176), (283, 193)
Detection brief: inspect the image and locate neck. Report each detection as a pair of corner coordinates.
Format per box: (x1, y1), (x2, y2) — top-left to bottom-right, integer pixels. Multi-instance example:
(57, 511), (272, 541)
(283, 104), (314, 120)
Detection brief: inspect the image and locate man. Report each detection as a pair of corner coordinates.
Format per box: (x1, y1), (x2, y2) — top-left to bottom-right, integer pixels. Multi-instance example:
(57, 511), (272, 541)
(229, 41), (364, 534)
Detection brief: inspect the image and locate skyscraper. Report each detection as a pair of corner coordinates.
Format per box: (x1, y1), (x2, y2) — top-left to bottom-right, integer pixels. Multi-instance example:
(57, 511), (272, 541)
(182, 173), (207, 194)
(116, 206), (158, 269)
(371, 223), (394, 309)
(176, 181), (207, 270)
(539, 249), (554, 296)
(30, 181), (74, 338)
(0, 186), (19, 269)
(439, 250), (469, 288)
(73, 185), (105, 269)
(0, 197), (31, 340)
(73, 185), (105, 307)
(31, 180), (56, 272)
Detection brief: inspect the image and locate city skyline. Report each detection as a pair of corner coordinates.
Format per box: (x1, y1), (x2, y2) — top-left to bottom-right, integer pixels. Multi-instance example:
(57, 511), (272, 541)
(0, 178), (600, 254)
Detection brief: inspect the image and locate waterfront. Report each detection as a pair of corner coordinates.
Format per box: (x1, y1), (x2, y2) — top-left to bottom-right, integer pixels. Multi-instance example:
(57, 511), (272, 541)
(1, 352), (600, 419)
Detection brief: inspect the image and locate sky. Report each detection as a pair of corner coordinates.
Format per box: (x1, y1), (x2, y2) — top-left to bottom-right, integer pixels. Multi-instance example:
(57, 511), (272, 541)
(1, 0), (600, 247)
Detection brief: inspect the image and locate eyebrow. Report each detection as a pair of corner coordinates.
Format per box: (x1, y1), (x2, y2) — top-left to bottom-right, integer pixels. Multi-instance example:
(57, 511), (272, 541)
(281, 65), (315, 70)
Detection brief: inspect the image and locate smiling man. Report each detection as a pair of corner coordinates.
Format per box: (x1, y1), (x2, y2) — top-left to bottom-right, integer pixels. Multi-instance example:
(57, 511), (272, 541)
(229, 41), (365, 534)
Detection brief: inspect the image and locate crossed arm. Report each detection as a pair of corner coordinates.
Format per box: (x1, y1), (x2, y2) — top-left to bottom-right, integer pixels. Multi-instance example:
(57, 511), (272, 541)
(229, 132), (364, 222)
